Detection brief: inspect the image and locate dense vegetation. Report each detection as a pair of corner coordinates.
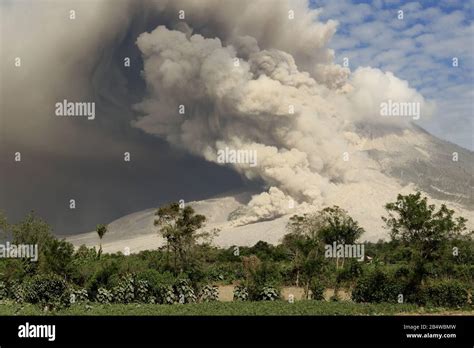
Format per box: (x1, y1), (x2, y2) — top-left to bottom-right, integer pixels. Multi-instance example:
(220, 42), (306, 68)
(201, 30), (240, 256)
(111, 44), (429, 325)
(0, 192), (472, 313)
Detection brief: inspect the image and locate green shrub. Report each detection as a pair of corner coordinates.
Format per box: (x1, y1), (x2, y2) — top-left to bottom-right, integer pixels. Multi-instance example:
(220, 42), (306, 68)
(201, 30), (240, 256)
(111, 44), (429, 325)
(206, 263), (239, 283)
(135, 279), (153, 303)
(135, 270), (175, 304)
(69, 288), (88, 304)
(309, 278), (325, 300)
(137, 269), (174, 286)
(40, 238), (74, 277)
(279, 262), (295, 284)
(174, 279), (196, 304)
(0, 281), (7, 300)
(137, 269), (175, 304)
(451, 264), (474, 284)
(200, 284), (219, 302)
(23, 274), (69, 309)
(160, 285), (176, 304)
(74, 244), (97, 259)
(85, 260), (120, 297)
(233, 285), (248, 301)
(258, 286), (279, 301)
(352, 269), (403, 303)
(109, 273), (157, 304)
(96, 287), (113, 304)
(245, 260), (282, 301)
(8, 280), (26, 303)
(394, 265), (411, 279)
(337, 260), (363, 284)
(423, 280), (469, 308)
(111, 274), (136, 304)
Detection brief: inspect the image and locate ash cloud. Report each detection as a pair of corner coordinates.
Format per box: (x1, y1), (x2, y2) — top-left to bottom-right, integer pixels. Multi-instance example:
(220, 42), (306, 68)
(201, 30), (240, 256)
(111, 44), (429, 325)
(132, 2), (433, 223)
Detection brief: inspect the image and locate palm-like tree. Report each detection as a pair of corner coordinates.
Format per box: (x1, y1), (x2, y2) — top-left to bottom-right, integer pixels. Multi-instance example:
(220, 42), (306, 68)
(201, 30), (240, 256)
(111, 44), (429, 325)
(96, 224), (108, 258)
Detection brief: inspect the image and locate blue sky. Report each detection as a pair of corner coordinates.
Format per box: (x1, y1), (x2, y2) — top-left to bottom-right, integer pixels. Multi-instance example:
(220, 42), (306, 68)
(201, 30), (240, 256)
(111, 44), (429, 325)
(311, 0), (473, 150)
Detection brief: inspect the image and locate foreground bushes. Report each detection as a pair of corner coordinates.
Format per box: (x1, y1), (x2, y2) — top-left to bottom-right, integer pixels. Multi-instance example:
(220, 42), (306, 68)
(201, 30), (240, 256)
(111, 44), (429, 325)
(70, 288), (88, 303)
(352, 269), (403, 304)
(0, 272), (221, 308)
(199, 285), (219, 302)
(96, 288), (113, 304)
(1, 273), (470, 309)
(259, 286), (280, 301)
(110, 274), (152, 303)
(232, 284), (279, 301)
(6, 274), (71, 309)
(352, 269), (470, 308)
(233, 284), (249, 301)
(422, 280), (469, 308)
(309, 279), (325, 300)
(96, 276), (201, 304)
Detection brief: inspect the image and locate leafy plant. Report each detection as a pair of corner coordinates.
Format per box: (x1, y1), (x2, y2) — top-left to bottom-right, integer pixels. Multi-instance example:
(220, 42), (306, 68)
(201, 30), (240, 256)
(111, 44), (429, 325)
(309, 278), (325, 300)
(69, 288), (89, 304)
(96, 287), (113, 304)
(8, 280), (26, 303)
(422, 280), (468, 308)
(136, 270), (177, 304)
(352, 269), (404, 303)
(173, 279), (196, 304)
(160, 285), (176, 304)
(112, 274), (136, 304)
(200, 284), (219, 302)
(233, 285), (248, 301)
(136, 279), (152, 303)
(41, 238), (75, 278)
(23, 274), (69, 309)
(241, 256), (282, 301)
(258, 286), (279, 301)
(0, 281), (7, 300)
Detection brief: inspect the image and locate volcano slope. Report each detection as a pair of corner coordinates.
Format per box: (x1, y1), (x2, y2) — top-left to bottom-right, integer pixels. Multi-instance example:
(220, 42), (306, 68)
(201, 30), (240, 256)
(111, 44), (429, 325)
(67, 123), (473, 254)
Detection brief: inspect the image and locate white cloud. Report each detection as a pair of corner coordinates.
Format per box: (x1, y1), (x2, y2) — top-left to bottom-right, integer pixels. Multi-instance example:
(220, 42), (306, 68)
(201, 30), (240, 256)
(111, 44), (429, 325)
(315, 0), (474, 149)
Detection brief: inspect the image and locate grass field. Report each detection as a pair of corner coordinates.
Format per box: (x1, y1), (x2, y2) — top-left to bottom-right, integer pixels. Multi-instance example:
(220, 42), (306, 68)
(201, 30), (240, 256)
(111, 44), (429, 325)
(1, 300), (472, 316)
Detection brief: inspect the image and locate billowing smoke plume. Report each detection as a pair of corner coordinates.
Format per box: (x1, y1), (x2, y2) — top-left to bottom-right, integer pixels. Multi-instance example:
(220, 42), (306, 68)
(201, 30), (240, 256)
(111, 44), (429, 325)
(131, 1), (433, 223)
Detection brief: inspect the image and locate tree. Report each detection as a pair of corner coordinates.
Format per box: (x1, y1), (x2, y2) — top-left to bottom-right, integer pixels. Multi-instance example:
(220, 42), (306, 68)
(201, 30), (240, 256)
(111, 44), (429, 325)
(283, 206), (364, 297)
(9, 212), (55, 275)
(382, 192), (469, 286)
(12, 212), (54, 247)
(283, 214), (325, 297)
(317, 206), (365, 268)
(96, 224), (108, 259)
(317, 206), (364, 244)
(7, 212), (76, 279)
(154, 203), (207, 275)
(40, 238), (75, 279)
(240, 255), (281, 301)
